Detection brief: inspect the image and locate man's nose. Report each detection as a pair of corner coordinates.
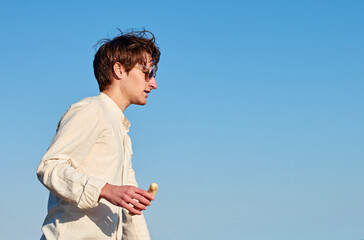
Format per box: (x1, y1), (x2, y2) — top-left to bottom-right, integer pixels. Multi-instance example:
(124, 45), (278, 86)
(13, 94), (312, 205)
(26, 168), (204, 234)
(149, 78), (158, 89)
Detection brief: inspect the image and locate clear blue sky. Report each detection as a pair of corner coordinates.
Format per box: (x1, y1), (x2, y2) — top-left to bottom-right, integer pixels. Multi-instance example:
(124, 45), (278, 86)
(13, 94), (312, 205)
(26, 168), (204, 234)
(0, 1), (363, 239)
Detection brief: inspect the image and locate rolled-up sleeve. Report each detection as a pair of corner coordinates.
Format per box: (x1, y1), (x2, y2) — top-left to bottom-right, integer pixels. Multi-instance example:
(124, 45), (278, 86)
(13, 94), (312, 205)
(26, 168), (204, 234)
(37, 102), (107, 209)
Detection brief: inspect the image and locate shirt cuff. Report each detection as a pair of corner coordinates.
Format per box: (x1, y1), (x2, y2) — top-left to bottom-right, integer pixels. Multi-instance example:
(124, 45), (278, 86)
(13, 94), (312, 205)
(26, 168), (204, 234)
(77, 177), (107, 209)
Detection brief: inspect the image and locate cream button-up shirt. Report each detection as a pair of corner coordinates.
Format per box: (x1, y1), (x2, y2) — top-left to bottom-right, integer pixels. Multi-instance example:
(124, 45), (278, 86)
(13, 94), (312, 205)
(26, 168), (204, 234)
(37, 93), (150, 240)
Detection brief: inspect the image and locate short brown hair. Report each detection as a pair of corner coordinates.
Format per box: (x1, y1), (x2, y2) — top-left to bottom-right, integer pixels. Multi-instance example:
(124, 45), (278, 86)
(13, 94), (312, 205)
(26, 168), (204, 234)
(93, 29), (161, 91)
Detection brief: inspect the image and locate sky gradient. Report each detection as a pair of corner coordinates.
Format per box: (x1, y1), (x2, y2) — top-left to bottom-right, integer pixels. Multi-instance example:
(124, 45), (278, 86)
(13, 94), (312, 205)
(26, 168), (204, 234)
(0, 1), (363, 239)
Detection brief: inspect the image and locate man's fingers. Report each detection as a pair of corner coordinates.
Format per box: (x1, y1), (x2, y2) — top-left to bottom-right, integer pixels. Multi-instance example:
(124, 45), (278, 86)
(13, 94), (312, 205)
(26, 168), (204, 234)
(134, 188), (155, 201)
(132, 193), (152, 206)
(101, 185), (155, 215)
(130, 198), (148, 210)
(126, 187), (152, 206)
(120, 201), (142, 215)
(121, 195), (148, 211)
(119, 195), (144, 215)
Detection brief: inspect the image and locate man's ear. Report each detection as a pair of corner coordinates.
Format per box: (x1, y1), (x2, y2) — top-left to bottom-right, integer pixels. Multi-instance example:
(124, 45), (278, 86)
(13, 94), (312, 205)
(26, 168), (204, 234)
(113, 62), (125, 79)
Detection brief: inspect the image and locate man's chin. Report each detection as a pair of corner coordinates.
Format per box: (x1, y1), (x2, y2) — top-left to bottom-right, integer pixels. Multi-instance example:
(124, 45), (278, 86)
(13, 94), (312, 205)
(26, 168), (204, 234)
(134, 101), (147, 106)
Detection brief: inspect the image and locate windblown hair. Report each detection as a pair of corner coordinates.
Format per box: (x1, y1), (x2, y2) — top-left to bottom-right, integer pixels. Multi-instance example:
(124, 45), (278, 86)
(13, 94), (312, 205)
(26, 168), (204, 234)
(93, 29), (161, 91)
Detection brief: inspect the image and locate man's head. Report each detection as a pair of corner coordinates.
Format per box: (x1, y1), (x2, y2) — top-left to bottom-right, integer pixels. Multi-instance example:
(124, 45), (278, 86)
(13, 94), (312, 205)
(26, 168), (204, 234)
(93, 30), (161, 92)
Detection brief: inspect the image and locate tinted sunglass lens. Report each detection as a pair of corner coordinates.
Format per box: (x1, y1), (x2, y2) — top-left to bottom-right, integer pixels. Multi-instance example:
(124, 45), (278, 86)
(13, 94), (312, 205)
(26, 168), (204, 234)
(149, 69), (155, 79)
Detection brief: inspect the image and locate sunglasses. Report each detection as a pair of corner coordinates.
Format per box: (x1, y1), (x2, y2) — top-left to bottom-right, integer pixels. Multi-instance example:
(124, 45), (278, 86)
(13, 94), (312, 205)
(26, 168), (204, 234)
(137, 64), (156, 80)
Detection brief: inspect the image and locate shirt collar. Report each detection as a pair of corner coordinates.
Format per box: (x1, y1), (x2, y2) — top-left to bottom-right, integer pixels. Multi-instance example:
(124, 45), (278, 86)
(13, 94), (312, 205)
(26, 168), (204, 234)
(99, 92), (131, 131)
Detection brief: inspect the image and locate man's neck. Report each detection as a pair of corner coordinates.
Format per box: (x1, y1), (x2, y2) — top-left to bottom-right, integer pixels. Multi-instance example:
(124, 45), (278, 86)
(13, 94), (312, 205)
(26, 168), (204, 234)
(101, 88), (130, 112)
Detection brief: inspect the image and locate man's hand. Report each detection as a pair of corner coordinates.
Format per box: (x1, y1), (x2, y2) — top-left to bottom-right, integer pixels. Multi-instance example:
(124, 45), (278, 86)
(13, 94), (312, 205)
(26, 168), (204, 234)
(99, 183), (155, 215)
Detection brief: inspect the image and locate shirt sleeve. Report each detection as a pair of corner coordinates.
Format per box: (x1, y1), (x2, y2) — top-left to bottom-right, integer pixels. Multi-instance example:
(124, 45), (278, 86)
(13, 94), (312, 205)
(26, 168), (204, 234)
(122, 166), (151, 240)
(37, 101), (107, 209)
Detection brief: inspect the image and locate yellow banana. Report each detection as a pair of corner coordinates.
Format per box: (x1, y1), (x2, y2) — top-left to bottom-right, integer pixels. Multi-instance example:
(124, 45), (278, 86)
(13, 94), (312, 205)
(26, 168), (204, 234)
(147, 183), (158, 196)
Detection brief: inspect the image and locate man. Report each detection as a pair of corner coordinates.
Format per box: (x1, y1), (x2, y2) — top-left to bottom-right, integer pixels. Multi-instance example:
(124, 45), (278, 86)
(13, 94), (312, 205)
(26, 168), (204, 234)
(37, 30), (161, 240)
